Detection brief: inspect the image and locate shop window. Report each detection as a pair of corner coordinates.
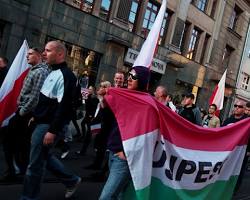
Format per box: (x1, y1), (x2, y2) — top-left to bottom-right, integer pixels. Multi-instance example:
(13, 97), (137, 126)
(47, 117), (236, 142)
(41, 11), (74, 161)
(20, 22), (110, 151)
(228, 4), (242, 31)
(141, 1), (170, 45)
(100, 0), (112, 20)
(186, 27), (201, 60)
(222, 45), (234, 68)
(46, 36), (101, 87)
(241, 73), (250, 90)
(62, 0), (94, 13)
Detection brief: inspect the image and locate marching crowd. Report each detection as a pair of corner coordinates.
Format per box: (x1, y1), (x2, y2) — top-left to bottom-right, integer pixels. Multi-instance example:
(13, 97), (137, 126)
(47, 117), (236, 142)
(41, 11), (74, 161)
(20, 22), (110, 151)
(0, 40), (250, 200)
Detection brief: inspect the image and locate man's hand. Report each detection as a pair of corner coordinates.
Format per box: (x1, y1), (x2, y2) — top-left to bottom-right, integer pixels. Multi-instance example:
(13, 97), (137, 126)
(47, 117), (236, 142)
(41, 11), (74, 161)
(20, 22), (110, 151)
(43, 132), (56, 145)
(28, 117), (35, 127)
(115, 151), (126, 160)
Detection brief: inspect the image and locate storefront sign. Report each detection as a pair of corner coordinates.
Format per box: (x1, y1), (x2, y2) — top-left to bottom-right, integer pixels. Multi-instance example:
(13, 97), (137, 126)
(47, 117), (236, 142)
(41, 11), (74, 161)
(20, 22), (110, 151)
(125, 48), (166, 74)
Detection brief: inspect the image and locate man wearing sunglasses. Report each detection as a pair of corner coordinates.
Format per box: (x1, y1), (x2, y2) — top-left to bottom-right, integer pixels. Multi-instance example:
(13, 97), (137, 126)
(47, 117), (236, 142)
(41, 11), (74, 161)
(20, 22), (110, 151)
(222, 100), (246, 126)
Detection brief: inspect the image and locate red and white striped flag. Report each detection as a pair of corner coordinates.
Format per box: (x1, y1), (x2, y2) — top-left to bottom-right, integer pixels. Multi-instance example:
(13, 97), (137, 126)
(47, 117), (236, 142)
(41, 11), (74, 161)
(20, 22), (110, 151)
(209, 69), (227, 111)
(133, 0), (167, 69)
(0, 40), (30, 126)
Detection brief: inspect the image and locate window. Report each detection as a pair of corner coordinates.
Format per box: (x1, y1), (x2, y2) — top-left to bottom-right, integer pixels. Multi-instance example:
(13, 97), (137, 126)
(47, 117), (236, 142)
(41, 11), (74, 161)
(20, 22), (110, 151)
(200, 34), (210, 64)
(180, 22), (191, 53)
(197, 0), (207, 12)
(63, 0), (94, 13)
(222, 45), (234, 68)
(210, 0), (217, 18)
(192, 0), (207, 12)
(100, 0), (112, 20)
(141, 1), (170, 45)
(241, 73), (250, 90)
(158, 12), (171, 45)
(142, 2), (159, 35)
(186, 28), (200, 60)
(129, 0), (139, 24)
(229, 5), (242, 30)
(128, 0), (139, 31)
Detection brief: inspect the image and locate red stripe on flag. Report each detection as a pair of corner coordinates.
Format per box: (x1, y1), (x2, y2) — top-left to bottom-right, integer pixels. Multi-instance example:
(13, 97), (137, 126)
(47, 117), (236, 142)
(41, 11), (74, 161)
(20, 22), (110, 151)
(105, 88), (159, 140)
(209, 85), (218, 105)
(105, 88), (250, 152)
(0, 69), (29, 125)
(157, 100), (250, 151)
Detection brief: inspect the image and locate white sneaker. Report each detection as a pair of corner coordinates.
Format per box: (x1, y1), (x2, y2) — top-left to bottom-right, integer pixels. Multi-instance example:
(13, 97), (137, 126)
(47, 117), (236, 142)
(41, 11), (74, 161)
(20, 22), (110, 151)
(61, 151), (70, 159)
(65, 177), (82, 198)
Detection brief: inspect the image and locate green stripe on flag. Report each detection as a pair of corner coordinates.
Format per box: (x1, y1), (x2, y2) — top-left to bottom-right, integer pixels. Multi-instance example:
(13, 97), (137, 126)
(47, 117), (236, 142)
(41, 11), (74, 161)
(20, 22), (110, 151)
(124, 176), (238, 200)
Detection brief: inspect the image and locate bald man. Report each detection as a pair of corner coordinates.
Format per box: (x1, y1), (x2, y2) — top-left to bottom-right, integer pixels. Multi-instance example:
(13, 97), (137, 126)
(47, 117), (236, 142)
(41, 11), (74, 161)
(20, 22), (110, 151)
(222, 100), (247, 126)
(21, 41), (81, 200)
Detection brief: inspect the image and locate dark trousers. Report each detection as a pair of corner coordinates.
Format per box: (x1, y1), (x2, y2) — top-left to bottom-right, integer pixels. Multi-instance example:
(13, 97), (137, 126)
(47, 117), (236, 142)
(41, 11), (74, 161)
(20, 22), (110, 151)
(2, 113), (33, 175)
(234, 153), (249, 193)
(80, 116), (92, 153)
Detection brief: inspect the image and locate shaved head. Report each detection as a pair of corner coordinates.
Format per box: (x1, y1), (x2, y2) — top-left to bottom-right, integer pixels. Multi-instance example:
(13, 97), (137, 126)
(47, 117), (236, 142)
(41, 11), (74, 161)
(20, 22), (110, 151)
(43, 40), (67, 65)
(48, 41), (66, 58)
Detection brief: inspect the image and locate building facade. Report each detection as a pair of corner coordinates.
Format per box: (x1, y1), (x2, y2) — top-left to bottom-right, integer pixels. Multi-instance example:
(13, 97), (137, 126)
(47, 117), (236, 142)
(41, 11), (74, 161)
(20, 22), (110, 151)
(0, 0), (249, 118)
(235, 19), (250, 104)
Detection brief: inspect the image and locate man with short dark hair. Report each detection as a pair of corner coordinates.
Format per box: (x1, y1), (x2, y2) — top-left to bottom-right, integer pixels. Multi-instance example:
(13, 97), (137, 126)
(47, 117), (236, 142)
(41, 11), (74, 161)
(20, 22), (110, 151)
(21, 41), (81, 200)
(245, 101), (250, 117)
(1, 48), (49, 182)
(202, 104), (220, 128)
(0, 56), (9, 88)
(179, 93), (202, 125)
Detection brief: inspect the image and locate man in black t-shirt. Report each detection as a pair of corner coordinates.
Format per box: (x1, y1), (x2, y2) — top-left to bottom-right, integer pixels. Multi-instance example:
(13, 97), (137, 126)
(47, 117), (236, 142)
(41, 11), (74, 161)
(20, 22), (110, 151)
(222, 100), (246, 126)
(223, 100), (247, 194)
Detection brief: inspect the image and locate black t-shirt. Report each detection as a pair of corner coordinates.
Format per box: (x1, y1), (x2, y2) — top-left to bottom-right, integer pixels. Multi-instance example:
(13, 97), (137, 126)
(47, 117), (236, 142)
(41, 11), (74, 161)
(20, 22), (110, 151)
(180, 105), (196, 124)
(222, 115), (247, 127)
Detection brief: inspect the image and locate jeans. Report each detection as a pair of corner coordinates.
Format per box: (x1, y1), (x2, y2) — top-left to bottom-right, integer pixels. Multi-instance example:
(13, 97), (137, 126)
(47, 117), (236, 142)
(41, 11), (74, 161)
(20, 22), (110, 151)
(20, 124), (79, 200)
(99, 151), (131, 200)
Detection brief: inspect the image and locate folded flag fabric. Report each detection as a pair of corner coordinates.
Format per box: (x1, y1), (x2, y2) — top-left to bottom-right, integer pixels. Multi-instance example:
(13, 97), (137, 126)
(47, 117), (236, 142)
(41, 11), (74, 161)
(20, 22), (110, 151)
(105, 88), (250, 200)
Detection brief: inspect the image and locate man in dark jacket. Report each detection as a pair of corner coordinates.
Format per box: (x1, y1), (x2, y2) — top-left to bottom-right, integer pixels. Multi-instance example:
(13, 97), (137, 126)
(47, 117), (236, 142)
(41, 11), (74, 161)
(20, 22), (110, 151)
(21, 41), (81, 200)
(179, 93), (202, 126)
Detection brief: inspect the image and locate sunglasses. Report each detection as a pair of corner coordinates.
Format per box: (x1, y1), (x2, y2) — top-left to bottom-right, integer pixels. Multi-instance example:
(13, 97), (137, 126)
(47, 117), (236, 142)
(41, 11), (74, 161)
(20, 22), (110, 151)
(128, 72), (138, 80)
(234, 104), (244, 108)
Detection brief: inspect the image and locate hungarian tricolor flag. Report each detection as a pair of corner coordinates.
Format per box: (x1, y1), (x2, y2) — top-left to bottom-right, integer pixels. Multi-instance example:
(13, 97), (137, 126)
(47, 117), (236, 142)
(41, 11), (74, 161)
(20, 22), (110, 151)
(0, 40), (30, 126)
(105, 88), (250, 200)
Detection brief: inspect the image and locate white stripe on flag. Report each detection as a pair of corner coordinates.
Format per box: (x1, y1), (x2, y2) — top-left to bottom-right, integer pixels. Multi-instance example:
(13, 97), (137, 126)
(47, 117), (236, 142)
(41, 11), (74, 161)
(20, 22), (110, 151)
(123, 131), (246, 191)
(0, 40), (30, 101)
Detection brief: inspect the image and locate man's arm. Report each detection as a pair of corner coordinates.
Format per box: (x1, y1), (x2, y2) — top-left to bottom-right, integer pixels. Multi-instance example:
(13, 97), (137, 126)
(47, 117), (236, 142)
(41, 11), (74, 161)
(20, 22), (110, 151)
(19, 67), (48, 116)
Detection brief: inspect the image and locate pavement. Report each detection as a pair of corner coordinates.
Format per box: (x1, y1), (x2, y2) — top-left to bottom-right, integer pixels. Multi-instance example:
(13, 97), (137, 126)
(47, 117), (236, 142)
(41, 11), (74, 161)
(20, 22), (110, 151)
(0, 138), (105, 200)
